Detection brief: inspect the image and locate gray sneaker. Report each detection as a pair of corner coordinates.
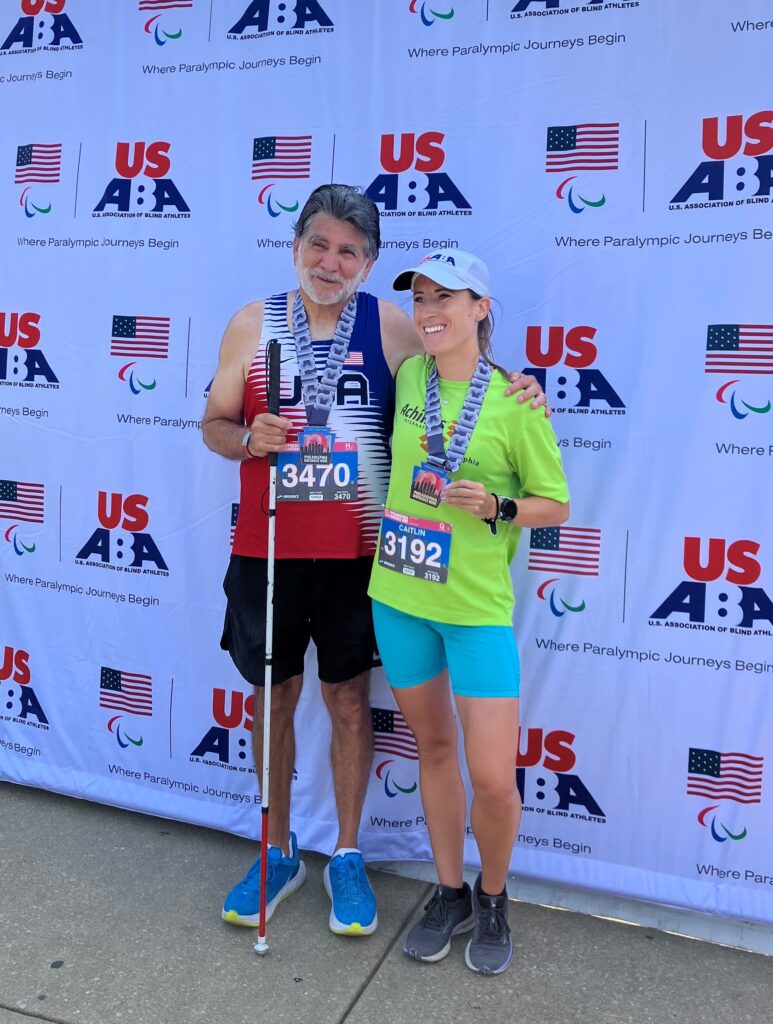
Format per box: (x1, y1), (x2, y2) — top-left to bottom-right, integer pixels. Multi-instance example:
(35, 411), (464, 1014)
(403, 883), (474, 962)
(464, 873), (513, 976)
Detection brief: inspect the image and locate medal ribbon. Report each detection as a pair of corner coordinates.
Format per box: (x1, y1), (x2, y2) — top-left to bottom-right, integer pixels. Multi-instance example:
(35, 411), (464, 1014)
(424, 355), (492, 473)
(292, 291), (357, 427)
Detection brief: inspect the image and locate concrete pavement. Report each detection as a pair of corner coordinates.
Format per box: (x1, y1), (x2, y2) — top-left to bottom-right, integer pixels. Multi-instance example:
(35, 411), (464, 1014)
(0, 782), (770, 1024)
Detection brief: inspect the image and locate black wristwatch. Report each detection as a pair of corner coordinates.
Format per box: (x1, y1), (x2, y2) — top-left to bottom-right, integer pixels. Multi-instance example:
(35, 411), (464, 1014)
(498, 496), (518, 523)
(483, 495), (518, 535)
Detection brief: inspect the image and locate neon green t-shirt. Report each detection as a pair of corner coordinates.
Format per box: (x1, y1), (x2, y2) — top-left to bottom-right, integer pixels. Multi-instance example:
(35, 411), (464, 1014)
(368, 356), (570, 626)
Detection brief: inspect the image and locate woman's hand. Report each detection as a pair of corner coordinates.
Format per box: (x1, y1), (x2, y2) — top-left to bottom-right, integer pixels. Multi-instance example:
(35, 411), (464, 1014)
(443, 480), (497, 520)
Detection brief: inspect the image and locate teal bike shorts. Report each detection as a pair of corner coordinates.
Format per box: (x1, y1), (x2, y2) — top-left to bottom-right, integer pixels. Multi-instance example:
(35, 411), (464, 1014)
(371, 599), (520, 699)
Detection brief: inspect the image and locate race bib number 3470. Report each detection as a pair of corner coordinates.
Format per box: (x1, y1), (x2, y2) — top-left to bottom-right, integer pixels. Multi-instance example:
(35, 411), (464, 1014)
(378, 510), (451, 584)
(277, 442), (358, 502)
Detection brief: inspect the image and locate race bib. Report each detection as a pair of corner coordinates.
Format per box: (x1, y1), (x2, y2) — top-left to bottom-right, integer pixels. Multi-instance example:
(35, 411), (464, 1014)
(277, 441), (358, 502)
(377, 509), (451, 584)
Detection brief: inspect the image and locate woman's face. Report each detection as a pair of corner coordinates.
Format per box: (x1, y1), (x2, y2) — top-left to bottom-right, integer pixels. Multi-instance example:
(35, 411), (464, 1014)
(411, 274), (489, 358)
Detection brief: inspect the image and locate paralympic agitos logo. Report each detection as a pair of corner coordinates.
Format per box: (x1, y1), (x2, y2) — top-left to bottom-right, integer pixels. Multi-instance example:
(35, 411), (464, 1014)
(521, 326), (624, 414)
(650, 537), (773, 636)
(227, 0), (332, 37)
(1, 0), (82, 55)
(364, 133), (471, 216)
(0, 312), (58, 389)
(75, 492), (169, 576)
(93, 142), (190, 219)
(1, 646), (49, 731)
(671, 111), (773, 210)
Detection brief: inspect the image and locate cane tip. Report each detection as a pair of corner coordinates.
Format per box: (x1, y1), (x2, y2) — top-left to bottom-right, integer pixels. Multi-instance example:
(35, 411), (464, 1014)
(254, 939), (270, 956)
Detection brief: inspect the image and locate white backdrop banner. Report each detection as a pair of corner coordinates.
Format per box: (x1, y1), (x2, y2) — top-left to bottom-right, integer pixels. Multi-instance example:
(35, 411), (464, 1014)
(1, 0), (772, 925)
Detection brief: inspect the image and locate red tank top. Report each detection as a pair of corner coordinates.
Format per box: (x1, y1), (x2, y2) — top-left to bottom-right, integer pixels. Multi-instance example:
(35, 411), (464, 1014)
(232, 291), (395, 559)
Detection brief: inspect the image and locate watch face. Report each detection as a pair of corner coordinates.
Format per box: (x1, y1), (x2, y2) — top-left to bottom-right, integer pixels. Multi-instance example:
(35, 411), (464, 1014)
(501, 498), (517, 521)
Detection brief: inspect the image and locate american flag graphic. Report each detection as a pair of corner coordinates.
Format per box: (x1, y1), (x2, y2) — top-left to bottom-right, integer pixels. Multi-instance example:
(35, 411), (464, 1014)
(15, 144), (62, 184)
(546, 124), (620, 173)
(230, 502), (239, 545)
(111, 316), (170, 359)
(528, 526), (601, 577)
(252, 136), (312, 181)
(0, 480), (44, 524)
(344, 351), (364, 366)
(687, 748), (763, 805)
(100, 666), (153, 718)
(139, 0), (193, 10)
(372, 707), (418, 761)
(705, 325), (773, 376)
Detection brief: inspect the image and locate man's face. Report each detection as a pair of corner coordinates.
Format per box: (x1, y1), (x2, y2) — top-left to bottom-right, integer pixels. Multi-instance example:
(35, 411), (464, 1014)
(293, 212), (375, 306)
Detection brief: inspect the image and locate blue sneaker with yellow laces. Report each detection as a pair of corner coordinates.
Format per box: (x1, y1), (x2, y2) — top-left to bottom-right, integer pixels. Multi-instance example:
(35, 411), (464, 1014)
(323, 849), (378, 935)
(221, 831), (306, 926)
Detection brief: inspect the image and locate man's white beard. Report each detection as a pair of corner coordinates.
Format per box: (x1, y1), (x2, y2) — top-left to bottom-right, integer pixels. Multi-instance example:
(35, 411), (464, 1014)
(295, 258), (364, 306)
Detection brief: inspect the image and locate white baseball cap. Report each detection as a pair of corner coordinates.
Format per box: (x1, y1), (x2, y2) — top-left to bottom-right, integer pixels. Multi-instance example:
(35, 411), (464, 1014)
(393, 249), (491, 297)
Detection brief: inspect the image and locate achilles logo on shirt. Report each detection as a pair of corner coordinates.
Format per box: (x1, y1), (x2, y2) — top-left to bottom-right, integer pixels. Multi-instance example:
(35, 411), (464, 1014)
(189, 688), (255, 772)
(75, 491), (169, 576)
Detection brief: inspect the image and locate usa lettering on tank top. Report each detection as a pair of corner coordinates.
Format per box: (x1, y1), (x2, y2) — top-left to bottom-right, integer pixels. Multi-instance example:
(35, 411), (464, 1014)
(232, 291), (395, 560)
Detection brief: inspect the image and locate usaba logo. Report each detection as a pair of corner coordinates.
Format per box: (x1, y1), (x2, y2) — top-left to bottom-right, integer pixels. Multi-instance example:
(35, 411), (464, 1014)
(372, 706), (418, 798)
(111, 315), (170, 394)
(687, 746), (763, 844)
(93, 142), (190, 219)
(528, 525), (600, 616)
(0, 312), (59, 389)
(650, 537), (773, 636)
(706, 324), (772, 421)
(1, 645), (49, 731)
(15, 144), (62, 218)
(364, 132), (471, 217)
(75, 491), (169, 576)
(190, 688), (255, 772)
(0, 0), (82, 56)
(517, 726), (606, 823)
(522, 325), (625, 413)
(671, 110), (773, 210)
(252, 135), (311, 218)
(546, 123), (619, 213)
(1, 479), (44, 557)
(139, 0), (192, 46)
(226, 0), (333, 39)
(100, 665), (152, 749)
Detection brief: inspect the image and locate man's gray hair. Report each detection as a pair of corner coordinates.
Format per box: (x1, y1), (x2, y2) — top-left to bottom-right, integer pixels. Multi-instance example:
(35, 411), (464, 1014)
(293, 184), (381, 261)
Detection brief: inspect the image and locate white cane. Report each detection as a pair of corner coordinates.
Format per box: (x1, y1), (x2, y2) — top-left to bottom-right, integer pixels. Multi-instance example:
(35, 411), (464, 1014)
(254, 338), (281, 956)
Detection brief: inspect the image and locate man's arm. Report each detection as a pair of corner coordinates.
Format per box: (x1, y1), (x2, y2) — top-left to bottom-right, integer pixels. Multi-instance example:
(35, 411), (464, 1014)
(202, 300), (291, 460)
(378, 298), (424, 377)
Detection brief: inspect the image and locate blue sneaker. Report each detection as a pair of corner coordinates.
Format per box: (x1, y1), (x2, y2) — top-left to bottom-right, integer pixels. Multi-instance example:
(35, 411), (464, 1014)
(323, 850), (378, 935)
(222, 832), (306, 927)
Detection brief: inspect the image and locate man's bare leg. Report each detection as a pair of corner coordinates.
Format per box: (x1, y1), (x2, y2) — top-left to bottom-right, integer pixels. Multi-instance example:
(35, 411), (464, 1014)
(252, 673), (303, 854)
(320, 671), (373, 849)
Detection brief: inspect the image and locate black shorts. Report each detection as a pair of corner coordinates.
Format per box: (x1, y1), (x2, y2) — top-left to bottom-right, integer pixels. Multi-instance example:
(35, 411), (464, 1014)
(220, 555), (378, 686)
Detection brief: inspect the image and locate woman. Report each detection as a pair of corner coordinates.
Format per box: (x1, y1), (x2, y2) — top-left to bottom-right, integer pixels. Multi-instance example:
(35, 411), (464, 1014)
(368, 250), (570, 976)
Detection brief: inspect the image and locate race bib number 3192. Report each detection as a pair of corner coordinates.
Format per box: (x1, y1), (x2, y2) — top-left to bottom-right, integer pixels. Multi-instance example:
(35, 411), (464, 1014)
(378, 510), (451, 584)
(277, 442), (358, 502)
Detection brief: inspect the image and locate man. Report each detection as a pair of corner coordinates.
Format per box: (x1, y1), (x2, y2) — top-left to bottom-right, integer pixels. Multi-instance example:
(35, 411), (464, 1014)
(202, 184), (546, 937)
